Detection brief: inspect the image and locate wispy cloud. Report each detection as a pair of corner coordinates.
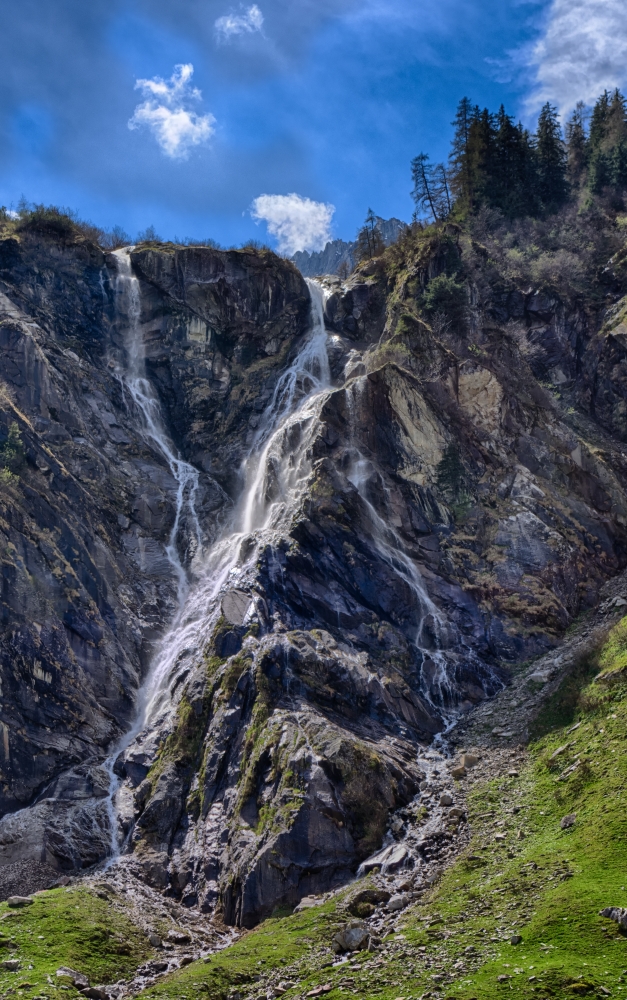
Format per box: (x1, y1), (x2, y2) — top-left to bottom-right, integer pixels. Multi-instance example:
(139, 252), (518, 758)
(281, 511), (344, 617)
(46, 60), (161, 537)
(524, 0), (627, 116)
(215, 5), (264, 42)
(251, 193), (334, 255)
(128, 64), (215, 159)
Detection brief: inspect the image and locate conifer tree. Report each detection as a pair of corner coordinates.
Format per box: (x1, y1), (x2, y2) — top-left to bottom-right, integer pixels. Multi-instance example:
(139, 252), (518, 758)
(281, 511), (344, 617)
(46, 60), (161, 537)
(535, 102), (568, 211)
(411, 153), (439, 222)
(589, 90), (611, 149)
(449, 97), (475, 209)
(466, 107), (494, 209)
(491, 107), (537, 216)
(356, 209), (384, 261)
(565, 101), (588, 187)
(588, 89), (627, 194)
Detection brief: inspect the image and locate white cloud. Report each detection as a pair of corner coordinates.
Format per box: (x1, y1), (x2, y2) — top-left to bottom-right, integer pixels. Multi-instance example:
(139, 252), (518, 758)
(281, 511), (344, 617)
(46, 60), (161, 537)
(524, 0), (627, 116)
(215, 5), (264, 41)
(251, 193), (335, 255)
(128, 64), (216, 159)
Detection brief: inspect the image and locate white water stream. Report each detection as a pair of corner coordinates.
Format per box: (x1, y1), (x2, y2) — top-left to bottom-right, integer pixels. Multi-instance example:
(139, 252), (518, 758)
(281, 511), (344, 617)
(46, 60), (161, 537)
(104, 270), (332, 860)
(345, 452), (457, 712)
(112, 249), (202, 600)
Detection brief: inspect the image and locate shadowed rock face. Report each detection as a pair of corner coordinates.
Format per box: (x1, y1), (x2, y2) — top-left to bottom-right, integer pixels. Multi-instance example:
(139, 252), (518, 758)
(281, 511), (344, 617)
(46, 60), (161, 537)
(0, 226), (627, 925)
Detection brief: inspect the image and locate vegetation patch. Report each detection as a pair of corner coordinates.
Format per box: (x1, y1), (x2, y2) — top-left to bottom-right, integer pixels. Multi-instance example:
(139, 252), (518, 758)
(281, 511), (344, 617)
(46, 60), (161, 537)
(0, 887), (153, 996)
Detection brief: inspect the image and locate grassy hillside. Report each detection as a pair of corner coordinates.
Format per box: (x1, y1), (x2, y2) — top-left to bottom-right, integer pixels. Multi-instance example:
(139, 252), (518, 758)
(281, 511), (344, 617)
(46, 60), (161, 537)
(0, 886), (153, 996)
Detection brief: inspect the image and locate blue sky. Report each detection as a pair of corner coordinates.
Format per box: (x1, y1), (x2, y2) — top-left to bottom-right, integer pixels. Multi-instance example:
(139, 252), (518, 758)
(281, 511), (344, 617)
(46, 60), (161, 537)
(0, 0), (626, 251)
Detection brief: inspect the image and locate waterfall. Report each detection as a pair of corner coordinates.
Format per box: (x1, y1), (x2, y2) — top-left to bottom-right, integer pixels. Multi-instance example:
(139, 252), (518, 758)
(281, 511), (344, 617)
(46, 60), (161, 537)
(102, 250), (206, 860)
(112, 249), (202, 600)
(104, 276), (332, 860)
(345, 451), (457, 712)
(344, 377), (502, 723)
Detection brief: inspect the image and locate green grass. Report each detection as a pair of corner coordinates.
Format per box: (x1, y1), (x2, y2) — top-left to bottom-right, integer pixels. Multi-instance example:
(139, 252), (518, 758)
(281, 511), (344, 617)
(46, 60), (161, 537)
(0, 886), (153, 996)
(136, 616), (627, 1000)
(139, 898), (348, 1000)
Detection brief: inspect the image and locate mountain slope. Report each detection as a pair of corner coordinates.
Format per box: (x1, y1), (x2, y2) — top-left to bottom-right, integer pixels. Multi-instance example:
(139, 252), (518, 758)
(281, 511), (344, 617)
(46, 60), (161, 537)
(0, 208), (626, 936)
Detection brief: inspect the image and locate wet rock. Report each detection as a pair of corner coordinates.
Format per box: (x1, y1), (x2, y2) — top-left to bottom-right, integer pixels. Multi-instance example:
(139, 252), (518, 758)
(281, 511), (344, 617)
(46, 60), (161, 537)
(147, 960), (170, 973)
(358, 844), (410, 875)
(166, 929), (192, 944)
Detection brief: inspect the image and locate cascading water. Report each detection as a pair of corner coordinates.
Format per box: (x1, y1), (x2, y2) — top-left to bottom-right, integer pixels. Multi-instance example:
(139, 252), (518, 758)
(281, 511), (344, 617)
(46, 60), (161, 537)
(343, 374), (501, 726)
(102, 250), (206, 859)
(345, 452), (457, 710)
(113, 249), (202, 598)
(105, 277), (333, 860)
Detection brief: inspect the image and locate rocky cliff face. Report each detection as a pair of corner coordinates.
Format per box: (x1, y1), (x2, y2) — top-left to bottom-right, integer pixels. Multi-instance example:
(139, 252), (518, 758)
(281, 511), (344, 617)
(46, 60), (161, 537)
(0, 219), (627, 928)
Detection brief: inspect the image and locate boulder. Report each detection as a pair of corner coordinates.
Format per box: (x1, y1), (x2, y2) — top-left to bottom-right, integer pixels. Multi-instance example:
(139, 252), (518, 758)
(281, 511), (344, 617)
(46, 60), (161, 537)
(80, 989), (109, 1000)
(332, 920), (370, 953)
(2, 960), (19, 971)
(387, 893), (409, 912)
(358, 843), (410, 875)
(148, 960), (169, 973)
(450, 766), (466, 780)
(57, 967), (89, 988)
(439, 793), (453, 806)
(294, 896), (325, 913)
(600, 906), (627, 930)
(347, 888), (390, 918)
(460, 753), (480, 769)
(560, 813), (577, 829)
(6, 896), (32, 908)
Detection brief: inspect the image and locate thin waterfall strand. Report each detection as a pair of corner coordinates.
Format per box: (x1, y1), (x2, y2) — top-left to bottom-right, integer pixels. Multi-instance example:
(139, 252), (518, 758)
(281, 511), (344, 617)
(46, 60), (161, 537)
(103, 249), (205, 860)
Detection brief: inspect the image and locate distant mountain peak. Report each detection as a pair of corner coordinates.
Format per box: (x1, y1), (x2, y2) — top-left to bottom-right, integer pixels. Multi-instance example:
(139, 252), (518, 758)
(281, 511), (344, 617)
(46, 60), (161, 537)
(292, 216), (407, 277)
